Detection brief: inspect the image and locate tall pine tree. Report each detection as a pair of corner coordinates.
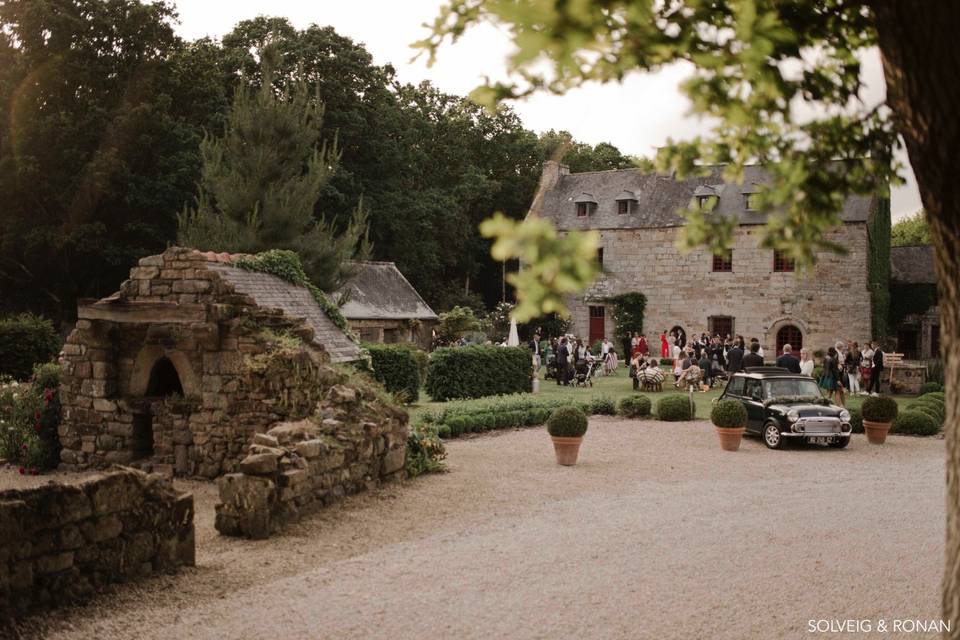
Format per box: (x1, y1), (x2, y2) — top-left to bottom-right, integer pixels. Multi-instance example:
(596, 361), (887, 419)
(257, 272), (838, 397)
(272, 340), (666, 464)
(178, 44), (370, 292)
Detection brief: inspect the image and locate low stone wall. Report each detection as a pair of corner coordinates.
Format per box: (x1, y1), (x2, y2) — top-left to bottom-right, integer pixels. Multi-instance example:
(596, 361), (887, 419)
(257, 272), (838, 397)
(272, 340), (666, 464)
(215, 385), (408, 539)
(0, 468), (194, 618)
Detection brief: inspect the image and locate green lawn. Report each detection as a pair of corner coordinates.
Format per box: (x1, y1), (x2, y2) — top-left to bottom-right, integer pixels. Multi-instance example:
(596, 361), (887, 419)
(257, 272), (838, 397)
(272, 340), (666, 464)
(408, 366), (915, 423)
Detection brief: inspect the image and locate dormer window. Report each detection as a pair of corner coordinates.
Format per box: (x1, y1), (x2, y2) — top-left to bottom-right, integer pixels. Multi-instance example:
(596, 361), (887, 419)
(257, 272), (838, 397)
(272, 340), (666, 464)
(744, 193), (756, 211)
(614, 190), (637, 215)
(574, 192), (598, 217)
(692, 185), (722, 211)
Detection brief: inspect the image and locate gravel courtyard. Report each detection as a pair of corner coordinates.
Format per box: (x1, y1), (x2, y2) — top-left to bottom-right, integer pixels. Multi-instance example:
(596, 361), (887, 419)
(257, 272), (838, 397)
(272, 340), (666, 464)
(11, 418), (945, 640)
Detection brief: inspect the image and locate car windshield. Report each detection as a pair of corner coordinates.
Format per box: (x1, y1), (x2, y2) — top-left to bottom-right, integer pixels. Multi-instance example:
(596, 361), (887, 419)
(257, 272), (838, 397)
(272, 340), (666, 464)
(763, 378), (822, 399)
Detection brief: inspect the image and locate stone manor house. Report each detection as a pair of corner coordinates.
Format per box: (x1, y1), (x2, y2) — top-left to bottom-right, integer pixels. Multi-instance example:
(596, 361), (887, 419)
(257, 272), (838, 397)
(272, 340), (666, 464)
(533, 161), (887, 354)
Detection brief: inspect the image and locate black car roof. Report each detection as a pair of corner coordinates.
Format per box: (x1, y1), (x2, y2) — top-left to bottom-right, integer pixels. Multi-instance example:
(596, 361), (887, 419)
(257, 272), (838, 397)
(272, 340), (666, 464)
(734, 367), (807, 378)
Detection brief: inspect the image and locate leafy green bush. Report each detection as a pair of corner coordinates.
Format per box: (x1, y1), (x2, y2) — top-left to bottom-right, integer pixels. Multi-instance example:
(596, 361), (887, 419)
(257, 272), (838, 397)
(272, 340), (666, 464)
(848, 407), (864, 433)
(861, 395), (899, 423)
(924, 391), (945, 402)
(365, 343), (420, 403)
(912, 396), (945, 422)
(891, 410), (940, 436)
(656, 394), (695, 421)
(659, 358), (673, 365)
(589, 395), (617, 415)
(711, 399), (747, 428)
(907, 404), (941, 426)
(0, 314), (61, 381)
(546, 406), (588, 437)
(618, 395), (652, 418)
(405, 425), (447, 477)
(0, 363), (62, 471)
(425, 346), (531, 401)
(919, 381), (944, 395)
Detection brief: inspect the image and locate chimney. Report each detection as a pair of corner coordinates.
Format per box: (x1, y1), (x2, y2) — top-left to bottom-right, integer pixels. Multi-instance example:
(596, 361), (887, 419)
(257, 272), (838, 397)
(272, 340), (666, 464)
(540, 160), (569, 192)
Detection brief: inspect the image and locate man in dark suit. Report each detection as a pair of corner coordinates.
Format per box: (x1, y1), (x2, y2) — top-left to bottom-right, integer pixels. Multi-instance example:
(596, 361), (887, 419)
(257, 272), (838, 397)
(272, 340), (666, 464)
(556, 338), (570, 386)
(868, 341), (885, 395)
(775, 343), (802, 373)
(726, 342), (744, 374)
(742, 342), (765, 369)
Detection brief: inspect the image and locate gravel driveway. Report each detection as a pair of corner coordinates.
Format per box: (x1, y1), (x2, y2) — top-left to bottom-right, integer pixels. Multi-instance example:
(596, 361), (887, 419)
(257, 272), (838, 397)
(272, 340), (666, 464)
(10, 418), (945, 640)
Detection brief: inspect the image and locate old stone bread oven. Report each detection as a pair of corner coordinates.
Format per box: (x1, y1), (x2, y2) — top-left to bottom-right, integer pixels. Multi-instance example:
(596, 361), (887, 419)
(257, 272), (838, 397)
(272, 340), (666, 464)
(58, 247), (407, 479)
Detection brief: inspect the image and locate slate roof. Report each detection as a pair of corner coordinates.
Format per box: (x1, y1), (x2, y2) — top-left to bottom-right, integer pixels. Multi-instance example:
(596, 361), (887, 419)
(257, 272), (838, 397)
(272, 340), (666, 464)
(209, 264), (361, 363)
(538, 164), (876, 231)
(334, 262), (438, 321)
(890, 245), (936, 284)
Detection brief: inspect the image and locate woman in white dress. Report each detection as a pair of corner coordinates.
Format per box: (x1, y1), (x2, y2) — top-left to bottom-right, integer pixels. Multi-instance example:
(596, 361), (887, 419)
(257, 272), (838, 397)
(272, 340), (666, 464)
(799, 348), (815, 377)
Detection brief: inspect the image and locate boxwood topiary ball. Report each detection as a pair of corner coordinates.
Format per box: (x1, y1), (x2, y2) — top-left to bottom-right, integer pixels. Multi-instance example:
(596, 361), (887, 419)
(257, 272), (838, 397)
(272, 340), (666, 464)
(861, 395), (899, 423)
(656, 394), (695, 422)
(547, 406), (589, 438)
(711, 399), (747, 428)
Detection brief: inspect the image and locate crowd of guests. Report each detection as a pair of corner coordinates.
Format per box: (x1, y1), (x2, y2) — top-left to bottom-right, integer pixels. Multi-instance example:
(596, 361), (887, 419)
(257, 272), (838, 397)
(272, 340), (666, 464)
(527, 326), (887, 404)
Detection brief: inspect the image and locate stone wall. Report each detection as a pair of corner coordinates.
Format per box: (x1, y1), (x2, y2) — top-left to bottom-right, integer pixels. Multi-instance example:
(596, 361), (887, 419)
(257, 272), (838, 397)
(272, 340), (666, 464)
(215, 384), (408, 539)
(0, 468), (194, 617)
(567, 224), (872, 354)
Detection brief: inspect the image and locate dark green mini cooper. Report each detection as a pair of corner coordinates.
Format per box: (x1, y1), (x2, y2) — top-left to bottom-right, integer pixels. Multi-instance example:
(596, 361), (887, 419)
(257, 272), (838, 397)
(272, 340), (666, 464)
(719, 367), (853, 449)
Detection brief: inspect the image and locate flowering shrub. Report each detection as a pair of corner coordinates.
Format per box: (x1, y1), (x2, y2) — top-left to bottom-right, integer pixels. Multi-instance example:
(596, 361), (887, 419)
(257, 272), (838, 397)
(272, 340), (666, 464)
(0, 363), (61, 472)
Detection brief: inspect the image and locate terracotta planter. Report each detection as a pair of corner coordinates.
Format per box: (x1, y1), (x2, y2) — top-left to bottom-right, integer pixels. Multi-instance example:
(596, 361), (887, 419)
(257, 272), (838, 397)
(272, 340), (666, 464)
(714, 426), (746, 451)
(863, 419), (892, 444)
(551, 436), (583, 465)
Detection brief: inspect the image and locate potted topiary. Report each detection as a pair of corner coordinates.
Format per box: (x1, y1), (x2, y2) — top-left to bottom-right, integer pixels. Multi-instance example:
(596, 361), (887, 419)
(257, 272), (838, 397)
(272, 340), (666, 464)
(711, 399), (748, 451)
(546, 405), (588, 465)
(861, 395), (899, 444)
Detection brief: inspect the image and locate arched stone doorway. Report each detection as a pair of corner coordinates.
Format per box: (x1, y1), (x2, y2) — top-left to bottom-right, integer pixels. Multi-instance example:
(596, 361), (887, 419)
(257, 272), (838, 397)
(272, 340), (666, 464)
(776, 324), (803, 355)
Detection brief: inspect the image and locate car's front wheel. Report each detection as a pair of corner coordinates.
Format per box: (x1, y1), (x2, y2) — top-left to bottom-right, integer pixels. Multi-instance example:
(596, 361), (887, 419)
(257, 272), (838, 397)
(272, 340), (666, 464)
(763, 422), (785, 450)
(828, 436), (851, 449)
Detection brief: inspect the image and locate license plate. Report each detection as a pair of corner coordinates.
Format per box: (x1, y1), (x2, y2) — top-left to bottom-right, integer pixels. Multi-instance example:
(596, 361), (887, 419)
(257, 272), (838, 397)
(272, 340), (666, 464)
(808, 436), (831, 444)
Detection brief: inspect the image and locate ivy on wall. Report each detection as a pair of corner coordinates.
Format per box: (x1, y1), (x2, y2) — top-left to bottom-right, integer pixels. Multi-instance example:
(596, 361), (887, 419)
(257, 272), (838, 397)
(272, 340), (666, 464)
(232, 250), (358, 343)
(866, 196), (891, 339)
(890, 282), (938, 326)
(608, 292), (647, 356)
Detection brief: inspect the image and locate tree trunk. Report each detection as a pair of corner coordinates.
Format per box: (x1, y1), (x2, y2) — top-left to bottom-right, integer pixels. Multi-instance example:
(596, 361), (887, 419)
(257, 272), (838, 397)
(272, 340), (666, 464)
(871, 3), (960, 636)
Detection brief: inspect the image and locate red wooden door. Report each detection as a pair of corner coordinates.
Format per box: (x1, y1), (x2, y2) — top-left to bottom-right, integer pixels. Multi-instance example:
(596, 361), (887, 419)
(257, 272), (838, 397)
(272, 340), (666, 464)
(588, 306), (605, 344)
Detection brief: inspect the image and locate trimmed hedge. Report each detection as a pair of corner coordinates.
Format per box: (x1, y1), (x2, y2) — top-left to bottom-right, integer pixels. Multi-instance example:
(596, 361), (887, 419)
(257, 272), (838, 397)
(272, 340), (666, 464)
(892, 410), (940, 436)
(656, 394), (695, 421)
(589, 395), (617, 415)
(365, 343), (420, 403)
(711, 399), (747, 428)
(422, 395), (582, 437)
(0, 314), (61, 381)
(547, 406), (588, 437)
(848, 407), (864, 434)
(425, 346), (531, 401)
(618, 395), (652, 418)
(919, 381), (944, 395)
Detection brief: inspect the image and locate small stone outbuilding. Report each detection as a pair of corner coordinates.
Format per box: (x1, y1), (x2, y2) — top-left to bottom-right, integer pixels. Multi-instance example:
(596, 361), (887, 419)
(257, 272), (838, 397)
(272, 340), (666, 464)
(58, 247), (406, 479)
(335, 261), (438, 349)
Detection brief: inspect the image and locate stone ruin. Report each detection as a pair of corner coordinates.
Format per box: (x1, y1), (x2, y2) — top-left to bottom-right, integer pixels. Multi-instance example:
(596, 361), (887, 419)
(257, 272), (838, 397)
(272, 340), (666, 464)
(216, 383), (408, 539)
(0, 467), (194, 617)
(58, 247), (407, 480)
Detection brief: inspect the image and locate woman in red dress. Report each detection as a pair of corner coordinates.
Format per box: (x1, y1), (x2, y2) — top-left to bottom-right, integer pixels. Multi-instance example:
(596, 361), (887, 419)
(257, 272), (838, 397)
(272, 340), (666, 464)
(637, 334), (648, 357)
(660, 331), (669, 358)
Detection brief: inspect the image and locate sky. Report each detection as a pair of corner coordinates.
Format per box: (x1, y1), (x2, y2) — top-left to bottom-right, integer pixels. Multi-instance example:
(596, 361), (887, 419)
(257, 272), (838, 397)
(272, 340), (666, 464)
(170, 0), (922, 220)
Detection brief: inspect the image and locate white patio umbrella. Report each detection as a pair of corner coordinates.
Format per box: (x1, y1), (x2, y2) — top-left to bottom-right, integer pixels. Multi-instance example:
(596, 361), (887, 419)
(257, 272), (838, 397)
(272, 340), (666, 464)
(507, 317), (520, 346)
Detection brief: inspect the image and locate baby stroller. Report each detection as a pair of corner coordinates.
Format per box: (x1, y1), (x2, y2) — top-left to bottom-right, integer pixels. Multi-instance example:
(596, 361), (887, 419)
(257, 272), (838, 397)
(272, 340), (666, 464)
(573, 359), (601, 387)
(544, 353), (558, 380)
